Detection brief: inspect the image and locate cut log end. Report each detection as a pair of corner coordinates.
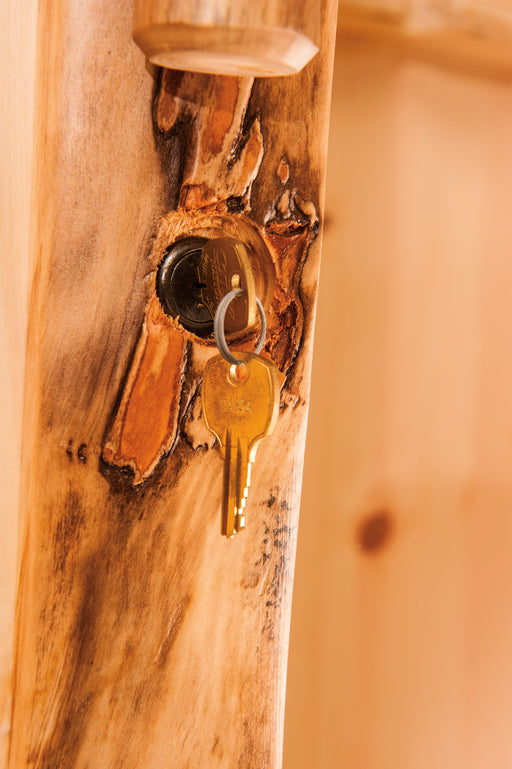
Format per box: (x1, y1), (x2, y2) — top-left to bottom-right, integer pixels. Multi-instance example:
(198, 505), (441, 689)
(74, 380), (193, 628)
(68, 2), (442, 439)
(133, 24), (319, 76)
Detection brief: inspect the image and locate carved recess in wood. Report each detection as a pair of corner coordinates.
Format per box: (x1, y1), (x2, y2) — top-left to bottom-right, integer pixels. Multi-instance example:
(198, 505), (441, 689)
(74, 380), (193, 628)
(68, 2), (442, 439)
(102, 70), (318, 484)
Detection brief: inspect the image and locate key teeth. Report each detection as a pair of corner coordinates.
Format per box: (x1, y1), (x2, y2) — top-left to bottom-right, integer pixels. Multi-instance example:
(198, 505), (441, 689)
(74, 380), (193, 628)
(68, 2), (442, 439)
(222, 455), (253, 536)
(235, 511), (246, 532)
(235, 459), (252, 533)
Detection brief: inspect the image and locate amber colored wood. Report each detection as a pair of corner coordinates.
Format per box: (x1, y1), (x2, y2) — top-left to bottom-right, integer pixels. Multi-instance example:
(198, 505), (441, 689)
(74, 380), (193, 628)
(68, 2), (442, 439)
(9, 1), (337, 767)
(132, 0), (320, 76)
(284, 39), (512, 769)
(0, 3), (38, 767)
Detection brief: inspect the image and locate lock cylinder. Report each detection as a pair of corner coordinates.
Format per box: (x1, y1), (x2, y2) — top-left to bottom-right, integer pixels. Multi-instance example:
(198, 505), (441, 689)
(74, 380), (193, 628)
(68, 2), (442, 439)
(156, 233), (274, 340)
(156, 236), (212, 336)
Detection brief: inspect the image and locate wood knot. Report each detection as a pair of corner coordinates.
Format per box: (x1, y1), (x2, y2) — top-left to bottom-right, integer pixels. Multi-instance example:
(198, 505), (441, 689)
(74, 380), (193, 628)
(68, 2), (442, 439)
(357, 510), (392, 553)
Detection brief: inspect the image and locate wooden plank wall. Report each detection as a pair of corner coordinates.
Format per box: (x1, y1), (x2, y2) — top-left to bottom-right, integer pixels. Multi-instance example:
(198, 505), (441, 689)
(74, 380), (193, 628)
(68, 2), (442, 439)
(0, 3), (37, 766)
(284, 37), (512, 769)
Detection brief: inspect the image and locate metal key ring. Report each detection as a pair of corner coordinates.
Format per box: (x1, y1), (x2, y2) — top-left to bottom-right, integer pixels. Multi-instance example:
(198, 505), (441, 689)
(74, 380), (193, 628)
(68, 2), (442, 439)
(214, 288), (266, 366)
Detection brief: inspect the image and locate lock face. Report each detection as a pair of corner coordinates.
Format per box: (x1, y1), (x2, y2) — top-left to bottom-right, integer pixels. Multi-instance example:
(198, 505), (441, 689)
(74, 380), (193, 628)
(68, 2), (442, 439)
(156, 232), (273, 339)
(156, 236), (213, 336)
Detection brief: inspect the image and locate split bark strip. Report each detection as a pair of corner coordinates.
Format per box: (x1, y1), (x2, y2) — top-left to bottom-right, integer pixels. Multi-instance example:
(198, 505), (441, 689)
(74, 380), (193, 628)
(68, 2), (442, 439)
(9, 1), (337, 768)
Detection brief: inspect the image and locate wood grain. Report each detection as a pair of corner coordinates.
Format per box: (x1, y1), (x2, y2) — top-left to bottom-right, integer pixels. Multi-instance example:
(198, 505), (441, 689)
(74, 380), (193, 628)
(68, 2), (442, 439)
(0, 2), (38, 766)
(133, 0), (320, 76)
(284, 39), (512, 769)
(9, 1), (337, 767)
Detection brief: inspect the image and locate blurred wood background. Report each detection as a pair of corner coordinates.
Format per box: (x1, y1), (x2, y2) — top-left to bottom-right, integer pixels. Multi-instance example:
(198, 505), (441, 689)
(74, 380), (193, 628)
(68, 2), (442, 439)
(284, 6), (512, 769)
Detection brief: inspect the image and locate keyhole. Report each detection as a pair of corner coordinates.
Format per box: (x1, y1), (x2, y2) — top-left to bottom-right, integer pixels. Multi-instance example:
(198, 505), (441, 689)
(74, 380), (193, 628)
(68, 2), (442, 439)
(156, 236), (214, 336)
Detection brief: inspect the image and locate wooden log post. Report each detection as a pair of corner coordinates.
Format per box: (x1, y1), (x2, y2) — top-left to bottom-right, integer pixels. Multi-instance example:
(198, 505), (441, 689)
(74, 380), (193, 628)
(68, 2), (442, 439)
(8, 1), (337, 767)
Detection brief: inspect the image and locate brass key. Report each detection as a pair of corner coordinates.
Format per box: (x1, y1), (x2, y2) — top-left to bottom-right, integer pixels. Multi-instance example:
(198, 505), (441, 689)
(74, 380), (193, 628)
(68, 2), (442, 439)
(198, 237), (257, 335)
(202, 352), (279, 537)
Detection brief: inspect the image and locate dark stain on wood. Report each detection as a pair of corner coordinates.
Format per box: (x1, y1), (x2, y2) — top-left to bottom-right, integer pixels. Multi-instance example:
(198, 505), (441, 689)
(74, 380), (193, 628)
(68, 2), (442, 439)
(265, 492), (277, 508)
(239, 718), (271, 769)
(357, 510), (393, 553)
(52, 490), (86, 576)
(154, 596), (191, 667)
(152, 70), (190, 209)
(256, 513), (294, 642)
(33, 439), (205, 766)
(38, 557), (103, 768)
(241, 571), (261, 590)
(155, 130), (186, 212)
(212, 735), (223, 757)
(77, 444), (88, 463)
(263, 205), (319, 377)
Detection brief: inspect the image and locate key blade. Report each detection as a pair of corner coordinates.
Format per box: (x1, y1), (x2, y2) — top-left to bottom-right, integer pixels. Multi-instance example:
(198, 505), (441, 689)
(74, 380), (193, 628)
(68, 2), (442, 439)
(198, 237), (257, 334)
(222, 429), (238, 538)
